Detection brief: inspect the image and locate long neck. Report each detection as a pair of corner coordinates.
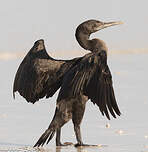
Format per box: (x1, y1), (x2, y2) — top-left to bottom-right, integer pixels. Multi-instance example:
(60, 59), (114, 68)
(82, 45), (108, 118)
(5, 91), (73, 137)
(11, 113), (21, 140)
(75, 28), (92, 50)
(76, 30), (108, 53)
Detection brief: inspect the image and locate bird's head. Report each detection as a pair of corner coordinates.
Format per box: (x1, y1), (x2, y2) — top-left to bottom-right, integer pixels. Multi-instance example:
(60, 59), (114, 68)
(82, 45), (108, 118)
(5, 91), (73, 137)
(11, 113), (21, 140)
(78, 19), (123, 35)
(75, 19), (123, 51)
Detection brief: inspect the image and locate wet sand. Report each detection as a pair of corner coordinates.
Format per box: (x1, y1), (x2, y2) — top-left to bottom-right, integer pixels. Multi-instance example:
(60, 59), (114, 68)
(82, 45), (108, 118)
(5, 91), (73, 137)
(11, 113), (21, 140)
(0, 52), (148, 152)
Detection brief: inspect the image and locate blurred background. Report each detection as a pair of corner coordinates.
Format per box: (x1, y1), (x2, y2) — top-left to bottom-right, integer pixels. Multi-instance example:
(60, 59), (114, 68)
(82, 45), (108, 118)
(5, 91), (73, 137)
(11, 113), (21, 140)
(0, 0), (148, 54)
(0, 0), (148, 152)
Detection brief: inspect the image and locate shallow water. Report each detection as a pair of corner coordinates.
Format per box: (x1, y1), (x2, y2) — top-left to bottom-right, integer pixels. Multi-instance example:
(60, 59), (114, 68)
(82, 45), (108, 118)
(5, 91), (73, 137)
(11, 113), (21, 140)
(0, 53), (148, 152)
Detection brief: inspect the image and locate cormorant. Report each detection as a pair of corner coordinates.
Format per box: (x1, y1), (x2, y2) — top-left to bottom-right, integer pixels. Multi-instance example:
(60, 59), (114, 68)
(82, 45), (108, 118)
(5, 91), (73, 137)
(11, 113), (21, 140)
(13, 19), (123, 147)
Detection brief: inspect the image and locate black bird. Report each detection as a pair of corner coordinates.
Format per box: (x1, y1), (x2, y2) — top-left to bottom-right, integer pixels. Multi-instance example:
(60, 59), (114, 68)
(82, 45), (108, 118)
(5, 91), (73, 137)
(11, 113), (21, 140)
(13, 19), (122, 147)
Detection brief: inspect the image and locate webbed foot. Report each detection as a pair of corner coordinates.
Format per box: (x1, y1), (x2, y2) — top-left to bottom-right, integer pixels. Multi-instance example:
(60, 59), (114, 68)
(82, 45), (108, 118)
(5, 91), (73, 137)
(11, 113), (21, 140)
(56, 142), (73, 146)
(75, 143), (98, 147)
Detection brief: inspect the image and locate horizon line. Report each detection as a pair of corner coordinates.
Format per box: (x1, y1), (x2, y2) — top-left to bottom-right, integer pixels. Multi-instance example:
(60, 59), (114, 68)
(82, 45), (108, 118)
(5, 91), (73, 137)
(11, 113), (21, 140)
(0, 49), (148, 61)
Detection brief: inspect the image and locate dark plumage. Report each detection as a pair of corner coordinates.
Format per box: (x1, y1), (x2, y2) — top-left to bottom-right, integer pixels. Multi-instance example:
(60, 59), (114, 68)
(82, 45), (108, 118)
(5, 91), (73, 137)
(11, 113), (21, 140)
(13, 19), (123, 147)
(13, 40), (81, 103)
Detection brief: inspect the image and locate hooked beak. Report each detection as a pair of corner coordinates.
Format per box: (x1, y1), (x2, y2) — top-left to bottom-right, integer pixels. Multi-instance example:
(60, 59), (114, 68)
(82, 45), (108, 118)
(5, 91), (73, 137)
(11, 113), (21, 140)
(103, 21), (123, 28)
(96, 21), (123, 31)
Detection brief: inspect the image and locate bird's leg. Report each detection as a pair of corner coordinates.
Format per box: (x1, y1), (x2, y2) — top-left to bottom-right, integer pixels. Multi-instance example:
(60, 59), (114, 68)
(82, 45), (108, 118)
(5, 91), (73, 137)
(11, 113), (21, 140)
(56, 128), (74, 146)
(74, 124), (83, 146)
(74, 125), (97, 147)
(72, 97), (97, 147)
(56, 128), (61, 146)
(72, 96), (89, 147)
(74, 124), (98, 147)
(56, 128), (65, 146)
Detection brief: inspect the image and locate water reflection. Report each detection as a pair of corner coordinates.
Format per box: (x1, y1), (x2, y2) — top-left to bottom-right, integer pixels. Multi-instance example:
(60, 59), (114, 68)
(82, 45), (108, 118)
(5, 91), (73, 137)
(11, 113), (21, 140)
(1, 54), (148, 152)
(56, 146), (88, 152)
(55, 145), (103, 152)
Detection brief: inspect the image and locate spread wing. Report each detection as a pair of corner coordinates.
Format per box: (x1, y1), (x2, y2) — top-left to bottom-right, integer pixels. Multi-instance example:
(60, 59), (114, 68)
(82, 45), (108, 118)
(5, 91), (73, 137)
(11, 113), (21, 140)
(13, 40), (81, 104)
(58, 51), (121, 120)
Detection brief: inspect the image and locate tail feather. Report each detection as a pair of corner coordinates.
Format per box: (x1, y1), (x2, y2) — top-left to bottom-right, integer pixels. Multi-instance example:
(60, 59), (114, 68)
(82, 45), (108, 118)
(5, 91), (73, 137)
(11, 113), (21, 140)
(47, 131), (55, 144)
(34, 128), (56, 147)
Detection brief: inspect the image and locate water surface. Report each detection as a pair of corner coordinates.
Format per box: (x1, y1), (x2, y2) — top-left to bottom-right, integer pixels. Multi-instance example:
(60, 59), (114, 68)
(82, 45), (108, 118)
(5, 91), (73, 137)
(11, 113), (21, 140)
(0, 53), (148, 152)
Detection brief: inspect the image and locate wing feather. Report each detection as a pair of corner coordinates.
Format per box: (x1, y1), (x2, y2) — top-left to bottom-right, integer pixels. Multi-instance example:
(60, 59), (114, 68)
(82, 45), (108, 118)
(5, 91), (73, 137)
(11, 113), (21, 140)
(59, 51), (121, 119)
(106, 85), (116, 118)
(13, 40), (81, 104)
